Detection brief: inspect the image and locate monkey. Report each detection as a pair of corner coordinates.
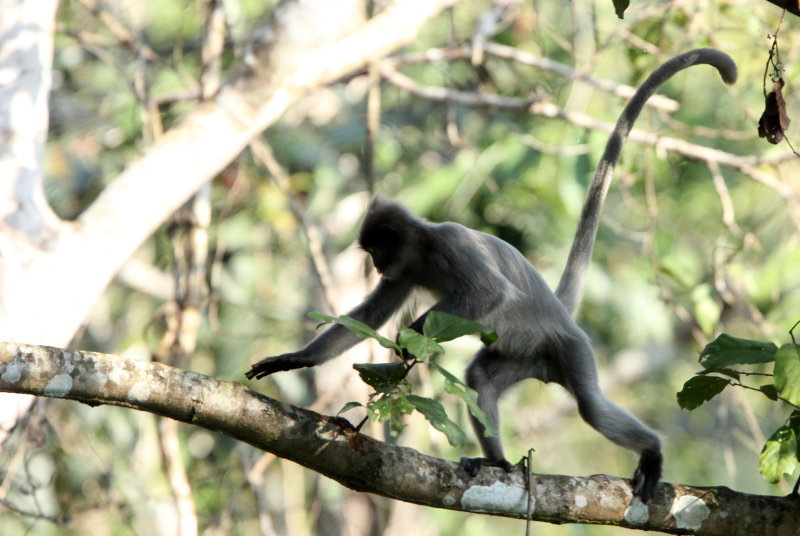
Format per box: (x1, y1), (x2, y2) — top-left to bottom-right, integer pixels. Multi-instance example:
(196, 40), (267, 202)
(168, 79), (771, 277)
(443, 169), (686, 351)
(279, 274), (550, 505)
(247, 48), (738, 503)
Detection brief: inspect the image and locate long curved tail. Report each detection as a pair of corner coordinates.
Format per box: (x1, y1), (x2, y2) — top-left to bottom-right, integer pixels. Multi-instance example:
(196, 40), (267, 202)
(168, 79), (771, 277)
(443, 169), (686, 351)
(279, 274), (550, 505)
(554, 48), (737, 314)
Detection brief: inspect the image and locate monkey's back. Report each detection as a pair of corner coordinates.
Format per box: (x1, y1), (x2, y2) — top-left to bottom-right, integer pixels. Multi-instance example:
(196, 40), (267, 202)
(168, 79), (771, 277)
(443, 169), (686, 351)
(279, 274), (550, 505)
(426, 222), (584, 364)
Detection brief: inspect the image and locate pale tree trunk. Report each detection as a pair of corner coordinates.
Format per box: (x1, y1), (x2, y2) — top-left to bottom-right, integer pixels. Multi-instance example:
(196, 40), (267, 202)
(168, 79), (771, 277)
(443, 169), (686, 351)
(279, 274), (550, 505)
(0, 0), (461, 445)
(0, 0), (60, 438)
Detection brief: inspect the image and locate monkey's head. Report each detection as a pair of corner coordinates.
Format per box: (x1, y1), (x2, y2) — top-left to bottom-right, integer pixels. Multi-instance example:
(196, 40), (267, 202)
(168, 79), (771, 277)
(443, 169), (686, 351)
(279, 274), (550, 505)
(358, 197), (420, 280)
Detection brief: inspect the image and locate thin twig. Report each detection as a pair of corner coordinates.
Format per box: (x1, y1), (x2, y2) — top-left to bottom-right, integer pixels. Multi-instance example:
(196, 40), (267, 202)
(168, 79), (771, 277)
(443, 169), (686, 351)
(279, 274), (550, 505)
(248, 139), (340, 314)
(526, 100), (800, 233)
(381, 64), (537, 109)
(379, 62), (800, 231)
(390, 43), (680, 112)
(470, 0), (522, 65)
(365, 63), (381, 193)
(790, 320), (800, 346)
(525, 448), (535, 536)
(0, 497), (66, 524)
(708, 161), (742, 237)
(201, 0), (226, 100)
(730, 381), (800, 410)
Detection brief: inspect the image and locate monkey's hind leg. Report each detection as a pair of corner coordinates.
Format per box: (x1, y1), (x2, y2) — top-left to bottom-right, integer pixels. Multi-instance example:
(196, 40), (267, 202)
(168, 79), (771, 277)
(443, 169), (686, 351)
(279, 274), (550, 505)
(461, 348), (520, 476)
(560, 335), (662, 502)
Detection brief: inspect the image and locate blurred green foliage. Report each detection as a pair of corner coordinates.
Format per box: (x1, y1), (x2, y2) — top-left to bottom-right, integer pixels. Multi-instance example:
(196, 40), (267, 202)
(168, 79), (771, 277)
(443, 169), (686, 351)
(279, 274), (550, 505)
(5, 0), (799, 534)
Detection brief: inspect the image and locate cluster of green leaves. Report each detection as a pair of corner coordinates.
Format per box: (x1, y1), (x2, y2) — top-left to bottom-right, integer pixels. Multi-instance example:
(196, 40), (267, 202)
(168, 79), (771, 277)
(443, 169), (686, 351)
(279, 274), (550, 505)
(309, 311), (498, 447)
(677, 326), (800, 489)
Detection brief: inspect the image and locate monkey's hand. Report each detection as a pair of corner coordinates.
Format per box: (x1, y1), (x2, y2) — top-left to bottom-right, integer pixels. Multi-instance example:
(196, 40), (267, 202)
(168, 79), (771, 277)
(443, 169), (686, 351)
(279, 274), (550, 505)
(399, 346), (416, 362)
(246, 352), (312, 380)
(631, 447), (662, 503)
(459, 456), (515, 477)
(394, 332), (417, 362)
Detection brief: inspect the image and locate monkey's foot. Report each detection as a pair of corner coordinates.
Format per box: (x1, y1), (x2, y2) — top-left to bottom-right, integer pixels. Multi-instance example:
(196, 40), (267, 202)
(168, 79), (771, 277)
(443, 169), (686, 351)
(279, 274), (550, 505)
(631, 447), (662, 503)
(459, 456), (514, 477)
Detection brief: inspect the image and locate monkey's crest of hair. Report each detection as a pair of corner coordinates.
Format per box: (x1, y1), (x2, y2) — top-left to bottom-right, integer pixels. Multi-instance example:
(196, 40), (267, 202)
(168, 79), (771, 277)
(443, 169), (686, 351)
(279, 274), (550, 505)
(359, 198), (407, 247)
(358, 197), (422, 278)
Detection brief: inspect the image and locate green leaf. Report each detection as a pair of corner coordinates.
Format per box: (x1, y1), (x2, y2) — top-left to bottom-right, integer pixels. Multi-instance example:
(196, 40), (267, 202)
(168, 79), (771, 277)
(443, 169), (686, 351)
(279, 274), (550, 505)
(365, 393), (414, 435)
(307, 311), (339, 324)
(406, 394), (467, 447)
(789, 410), (800, 434)
(677, 375), (730, 410)
(337, 401), (363, 415)
(429, 361), (467, 388)
(430, 362), (497, 438)
(760, 426), (799, 483)
(309, 312), (402, 352)
(789, 411), (800, 460)
(353, 362), (407, 391)
(397, 328), (444, 362)
(699, 334), (778, 370)
(760, 384), (779, 401)
(422, 311), (498, 346)
(774, 343), (800, 405)
(698, 368), (740, 380)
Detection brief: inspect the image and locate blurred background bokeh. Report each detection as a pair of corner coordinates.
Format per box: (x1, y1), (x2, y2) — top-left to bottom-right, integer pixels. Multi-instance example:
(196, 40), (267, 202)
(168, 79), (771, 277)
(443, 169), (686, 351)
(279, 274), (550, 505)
(2, 0), (799, 534)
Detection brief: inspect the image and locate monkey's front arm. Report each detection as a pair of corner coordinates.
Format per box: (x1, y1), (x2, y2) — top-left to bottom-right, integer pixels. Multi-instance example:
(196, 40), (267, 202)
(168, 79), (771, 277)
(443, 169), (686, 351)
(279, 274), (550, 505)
(247, 277), (413, 379)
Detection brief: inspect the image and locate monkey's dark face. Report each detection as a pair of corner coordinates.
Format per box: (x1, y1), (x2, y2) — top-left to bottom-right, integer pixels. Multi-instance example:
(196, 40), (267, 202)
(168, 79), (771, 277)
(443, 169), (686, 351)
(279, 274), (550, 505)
(359, 223), (403, 277)
(358, 197), (423, 280)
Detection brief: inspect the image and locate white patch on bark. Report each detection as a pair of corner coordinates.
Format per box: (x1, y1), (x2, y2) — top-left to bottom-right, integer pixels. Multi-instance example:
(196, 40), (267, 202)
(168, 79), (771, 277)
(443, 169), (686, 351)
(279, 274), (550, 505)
(670, 495), (710, 530)
(460, 481), (529, 514)
(127, 381), (151, 403)
(44, 374), (72, 398)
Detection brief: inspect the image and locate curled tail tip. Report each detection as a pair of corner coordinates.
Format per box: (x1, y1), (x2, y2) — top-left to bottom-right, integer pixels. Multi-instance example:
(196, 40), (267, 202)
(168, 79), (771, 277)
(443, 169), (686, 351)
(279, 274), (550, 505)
(720, 65), (739, 85)
(692, 47), (738, 85)
(719, 61), (738, 85)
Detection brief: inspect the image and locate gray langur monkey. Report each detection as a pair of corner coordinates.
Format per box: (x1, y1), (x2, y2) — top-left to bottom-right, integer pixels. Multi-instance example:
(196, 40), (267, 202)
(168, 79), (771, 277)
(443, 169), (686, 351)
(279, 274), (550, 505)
(247, 48), (738, 503)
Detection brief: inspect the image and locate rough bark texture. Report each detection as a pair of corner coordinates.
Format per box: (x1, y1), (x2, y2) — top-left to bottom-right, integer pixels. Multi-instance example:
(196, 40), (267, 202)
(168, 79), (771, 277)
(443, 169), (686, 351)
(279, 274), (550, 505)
(1, 341), (798, 535)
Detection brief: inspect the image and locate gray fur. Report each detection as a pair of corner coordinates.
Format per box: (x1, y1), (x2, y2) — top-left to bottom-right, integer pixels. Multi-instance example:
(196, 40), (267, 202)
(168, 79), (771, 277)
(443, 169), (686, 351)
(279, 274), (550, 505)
(247, 49), (738, 503)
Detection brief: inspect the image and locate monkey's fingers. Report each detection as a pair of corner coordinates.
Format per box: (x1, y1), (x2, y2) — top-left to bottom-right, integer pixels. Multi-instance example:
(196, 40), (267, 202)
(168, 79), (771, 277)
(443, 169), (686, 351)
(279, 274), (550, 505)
(245, 354), (301, 380)
(459, 456), (515, 477)
(400, 347), (416, 361)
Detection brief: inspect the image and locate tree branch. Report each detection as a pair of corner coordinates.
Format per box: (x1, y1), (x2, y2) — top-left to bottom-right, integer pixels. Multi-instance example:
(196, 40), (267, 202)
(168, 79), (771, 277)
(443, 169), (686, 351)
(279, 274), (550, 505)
(389, 43), (680, 112)
(375, 59), (800, 233)
(526, 100), (800, 233)
(2, 0), (461, 347)
(1, 341), (798, 535)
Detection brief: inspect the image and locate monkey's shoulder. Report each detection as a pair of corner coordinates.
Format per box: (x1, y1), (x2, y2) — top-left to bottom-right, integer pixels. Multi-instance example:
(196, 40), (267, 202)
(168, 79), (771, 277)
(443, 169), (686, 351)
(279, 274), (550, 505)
(428, 221), (514, 252)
